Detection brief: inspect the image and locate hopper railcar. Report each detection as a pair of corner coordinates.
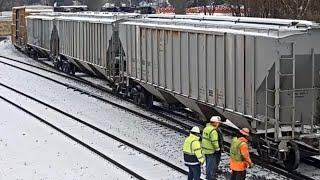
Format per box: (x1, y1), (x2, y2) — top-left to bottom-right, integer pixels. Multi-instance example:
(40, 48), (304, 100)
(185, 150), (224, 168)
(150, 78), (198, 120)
(26, 12), (137, 80)
(20, 11), (320, 170)
(119, 15), (320, 169)
(119, 15), (320, 170)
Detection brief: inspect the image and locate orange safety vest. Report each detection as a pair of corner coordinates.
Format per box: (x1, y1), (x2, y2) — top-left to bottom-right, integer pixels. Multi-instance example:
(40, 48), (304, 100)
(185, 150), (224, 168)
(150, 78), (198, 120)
(229, 137), (252, 171)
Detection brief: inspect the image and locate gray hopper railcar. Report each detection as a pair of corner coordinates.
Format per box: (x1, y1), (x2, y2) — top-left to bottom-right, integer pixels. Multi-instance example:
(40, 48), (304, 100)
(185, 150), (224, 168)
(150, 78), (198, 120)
(24, 12), (320, 170)
(119, 15), (320, 170)
(27, 12), (137, 80)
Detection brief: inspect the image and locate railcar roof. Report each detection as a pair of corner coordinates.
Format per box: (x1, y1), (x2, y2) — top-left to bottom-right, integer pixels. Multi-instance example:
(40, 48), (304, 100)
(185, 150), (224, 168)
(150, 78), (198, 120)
(12, 5), (53, 12)
(147, 14), (317, 27)
(127, 14), (320, 38)
(27, 12), (139, 23)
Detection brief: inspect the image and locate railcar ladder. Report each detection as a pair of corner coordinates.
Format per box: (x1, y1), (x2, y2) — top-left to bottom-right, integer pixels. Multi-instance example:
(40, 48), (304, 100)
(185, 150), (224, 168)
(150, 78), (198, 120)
(265, 43), (296, 141)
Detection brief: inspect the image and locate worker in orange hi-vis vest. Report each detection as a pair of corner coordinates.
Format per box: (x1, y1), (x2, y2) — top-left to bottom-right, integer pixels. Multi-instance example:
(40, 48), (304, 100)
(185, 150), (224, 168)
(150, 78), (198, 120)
(229, 128), (253, 180)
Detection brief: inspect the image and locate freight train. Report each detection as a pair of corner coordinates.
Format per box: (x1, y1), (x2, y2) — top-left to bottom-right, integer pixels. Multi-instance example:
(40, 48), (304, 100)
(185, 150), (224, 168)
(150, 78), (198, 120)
(12, 8), (320, 170)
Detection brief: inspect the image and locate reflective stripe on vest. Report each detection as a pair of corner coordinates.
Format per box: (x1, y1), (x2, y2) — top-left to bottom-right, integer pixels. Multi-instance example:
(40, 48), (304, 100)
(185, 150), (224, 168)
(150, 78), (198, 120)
(230, 137), (244, 161)
(183, 135), (202, 165)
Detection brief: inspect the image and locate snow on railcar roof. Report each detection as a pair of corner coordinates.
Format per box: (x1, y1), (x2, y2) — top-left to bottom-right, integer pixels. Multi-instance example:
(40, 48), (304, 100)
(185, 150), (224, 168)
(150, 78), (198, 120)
(27, 12), (139, 24)
(148, 14), (317, 27)
(122, 14), (319, 38)
(12, 5), (53, 12)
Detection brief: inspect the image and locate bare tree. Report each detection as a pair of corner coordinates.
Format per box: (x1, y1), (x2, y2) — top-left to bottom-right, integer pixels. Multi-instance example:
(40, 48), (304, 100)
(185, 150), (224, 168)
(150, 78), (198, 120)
(168, 0), (193, 14)
(84, 0), (108, 10)
(0, 0), (5, 12)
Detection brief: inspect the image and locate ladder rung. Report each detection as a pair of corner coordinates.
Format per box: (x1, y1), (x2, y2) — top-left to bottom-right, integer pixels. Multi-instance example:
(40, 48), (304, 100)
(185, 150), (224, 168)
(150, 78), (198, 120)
(280, 57), (294, 60)
(279, 73), (294, 76)
(280, 89), (295, 92)
(267, 89), (275, 92)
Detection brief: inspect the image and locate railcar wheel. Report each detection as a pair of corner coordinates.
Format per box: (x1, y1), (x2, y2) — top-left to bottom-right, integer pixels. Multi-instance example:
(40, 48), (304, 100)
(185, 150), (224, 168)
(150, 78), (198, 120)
(283, 141), (300, 171)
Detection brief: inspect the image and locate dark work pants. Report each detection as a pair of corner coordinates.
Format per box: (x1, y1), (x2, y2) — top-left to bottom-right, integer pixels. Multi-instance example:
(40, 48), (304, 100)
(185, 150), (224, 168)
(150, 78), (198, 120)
(216, 151), (222, 168)
(205, 153), (219, 180)
(187, 164), (201, 180)
(231, 170), (246, 180)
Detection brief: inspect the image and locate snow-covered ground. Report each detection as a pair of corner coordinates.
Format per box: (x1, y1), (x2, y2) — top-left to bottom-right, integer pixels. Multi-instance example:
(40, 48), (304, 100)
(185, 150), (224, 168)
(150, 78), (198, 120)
(0, 99), (134, 179)
(0, 39), (296, 179)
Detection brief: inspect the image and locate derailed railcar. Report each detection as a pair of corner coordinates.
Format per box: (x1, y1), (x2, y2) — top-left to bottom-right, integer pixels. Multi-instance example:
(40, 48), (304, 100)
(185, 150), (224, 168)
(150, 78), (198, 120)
(119, 15), (320, 170)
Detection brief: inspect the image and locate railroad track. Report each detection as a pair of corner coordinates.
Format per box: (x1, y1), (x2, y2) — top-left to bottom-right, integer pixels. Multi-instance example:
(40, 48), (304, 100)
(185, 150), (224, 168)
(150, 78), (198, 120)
(0, 55), (200, 131)
(0, 55), (318, 180)
(0, 82), (188, 179)
(301, 156), (320, 169)
(0, 56), (191, 134)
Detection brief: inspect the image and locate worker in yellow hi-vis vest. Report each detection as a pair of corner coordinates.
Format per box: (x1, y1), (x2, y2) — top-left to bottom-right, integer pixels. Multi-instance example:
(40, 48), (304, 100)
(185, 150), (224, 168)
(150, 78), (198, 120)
(202, 116), (222, 180)
(183, 126), (205, 180)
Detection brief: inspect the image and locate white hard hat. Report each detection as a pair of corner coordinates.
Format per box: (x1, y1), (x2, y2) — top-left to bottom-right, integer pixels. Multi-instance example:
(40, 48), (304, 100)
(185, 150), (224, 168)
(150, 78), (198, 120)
(190, 126), (200, 134)
(210, 116), (222, 123)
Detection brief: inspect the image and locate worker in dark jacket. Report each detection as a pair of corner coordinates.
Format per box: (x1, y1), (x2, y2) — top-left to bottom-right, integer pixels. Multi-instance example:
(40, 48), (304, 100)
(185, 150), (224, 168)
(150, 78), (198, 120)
(229, 128), (253, 180)
(216, 127), (224, 172)
(183, 126), (205, 180)
(202, 116), (222, 180)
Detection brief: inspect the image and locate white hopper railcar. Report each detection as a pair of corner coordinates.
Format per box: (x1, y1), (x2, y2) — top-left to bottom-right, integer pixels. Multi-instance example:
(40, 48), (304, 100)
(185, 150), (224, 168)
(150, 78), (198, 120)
(118, 15), (320, 170)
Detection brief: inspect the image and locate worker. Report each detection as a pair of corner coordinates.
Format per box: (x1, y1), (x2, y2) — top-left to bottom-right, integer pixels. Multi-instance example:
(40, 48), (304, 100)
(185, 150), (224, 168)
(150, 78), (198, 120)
(183, 126), (205, 180)
(202, 116), (222, 180)
(229, 128), (253, 180)
(216, 127), (224, 172)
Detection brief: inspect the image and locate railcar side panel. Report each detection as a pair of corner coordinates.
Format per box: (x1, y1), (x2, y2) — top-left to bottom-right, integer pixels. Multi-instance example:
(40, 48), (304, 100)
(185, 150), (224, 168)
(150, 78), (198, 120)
(245, 36), (255, 116)
(226, 34), (236, 110)
(216, 35), (225, 108)
(152, 29), (159, 85)
(180, 32), (189, 96)
(141, 28), (147, 81)
(158, 30), (165, 88)
(172, 31), (181, 93)
(146, 29), (153, 83)
(165, 30), (173, 90)
(189, 33), (198, 99)
(206, 34), (216, 105)
(235, 35), (245, 114)
(198, 33), (207, 102)
(131, 26), (137, 78)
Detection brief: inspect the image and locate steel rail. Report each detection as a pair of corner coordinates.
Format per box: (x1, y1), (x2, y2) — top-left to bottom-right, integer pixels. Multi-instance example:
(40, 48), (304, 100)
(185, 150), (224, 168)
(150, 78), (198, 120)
(301, 156), (320, 169)
(0, 82), (189, 177)
(0, 95), (147, 180)
(0, 57), (189, 134)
